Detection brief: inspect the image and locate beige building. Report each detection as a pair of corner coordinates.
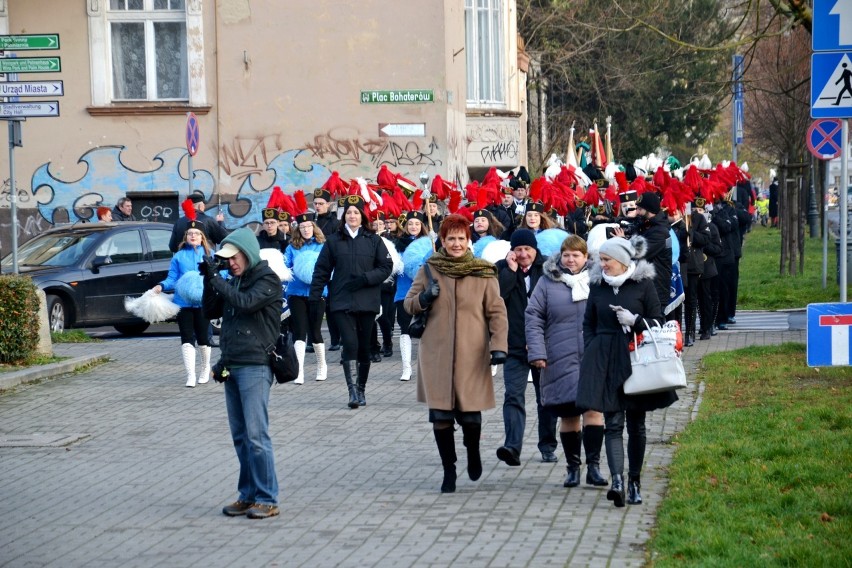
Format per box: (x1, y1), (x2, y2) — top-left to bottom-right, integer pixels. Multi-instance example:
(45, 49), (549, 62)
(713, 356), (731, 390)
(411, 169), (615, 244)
(0, 0), (527, 253)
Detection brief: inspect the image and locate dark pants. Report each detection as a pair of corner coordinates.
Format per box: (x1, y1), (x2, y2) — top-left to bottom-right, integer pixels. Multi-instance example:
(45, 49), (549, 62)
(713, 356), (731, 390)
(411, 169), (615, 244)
(684, 273), (700, 340)
(333, 311), (376, 364)
(502, 356), (558, 455)
(697, 275), (715, 333)
(177, 307), (210, 346)
(604, 410), (646, 478)
(371, 290), (395, 353)
(716, 262), (736, 325)
(395, 300), (413, 334)
(288, 296), (324, 344)
(730, 257), (741, 318)
(326, 303), (340, 345)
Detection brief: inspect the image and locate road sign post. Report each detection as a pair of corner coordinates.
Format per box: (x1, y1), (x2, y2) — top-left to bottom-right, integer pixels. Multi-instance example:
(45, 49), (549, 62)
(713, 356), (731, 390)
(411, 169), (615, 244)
(807, 303), (852, 366)
(0, 57), (60, 74)
(0, 34), (59, 51)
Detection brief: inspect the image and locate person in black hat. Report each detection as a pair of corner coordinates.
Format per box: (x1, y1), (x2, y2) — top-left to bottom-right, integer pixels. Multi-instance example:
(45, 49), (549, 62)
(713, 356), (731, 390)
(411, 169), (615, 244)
(169, 191), (229, 253)
(494, 228), (559, 466)
(394, 210), (432, 382)
(314, 189), (343, 352)
(369, 212), (397, 360)
(257, 208), (290, 252)
(310, 195), (393, 408)
(628, 192), (672, 312)
(519, 201), (557, 232)
(488, 185), (515, 234)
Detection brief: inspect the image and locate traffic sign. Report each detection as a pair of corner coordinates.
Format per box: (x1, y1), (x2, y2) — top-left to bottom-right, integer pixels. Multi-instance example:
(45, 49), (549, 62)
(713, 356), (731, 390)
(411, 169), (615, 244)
(813, 0), (852, 52)
(360, 90), (434, 104)
(811, 52), (852, 118)
(379, 123), (426, 137)
(807, 303), (852, 366)
(0, 101), (59, 118)
(807, 119), (844, 159)
(734, 99), (744, 144)
(0, 57), (60, 73)
(0, 34), (60, 51)
(186, 112), (199, 156)
(0, 80), (63, 98)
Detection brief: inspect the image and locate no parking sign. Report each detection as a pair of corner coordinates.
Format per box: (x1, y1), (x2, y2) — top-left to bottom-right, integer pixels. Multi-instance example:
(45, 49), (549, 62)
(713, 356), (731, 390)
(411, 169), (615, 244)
(806, 118), (844, 160)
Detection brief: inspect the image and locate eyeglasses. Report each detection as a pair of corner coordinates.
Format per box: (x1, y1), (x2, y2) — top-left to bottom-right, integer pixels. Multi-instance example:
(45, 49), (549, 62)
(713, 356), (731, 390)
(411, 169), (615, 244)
(186, 230), (203, 237)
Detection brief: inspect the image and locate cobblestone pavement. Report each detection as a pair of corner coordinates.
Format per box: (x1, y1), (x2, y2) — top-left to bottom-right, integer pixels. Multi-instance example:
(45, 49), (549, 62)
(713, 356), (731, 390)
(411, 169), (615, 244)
(0, 327), (805, 567)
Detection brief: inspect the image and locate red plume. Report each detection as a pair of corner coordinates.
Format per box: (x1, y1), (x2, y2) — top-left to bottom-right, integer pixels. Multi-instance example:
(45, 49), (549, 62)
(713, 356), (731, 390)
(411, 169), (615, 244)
(294, 190), (308, 216)
(465, 181), (480, 203)
(482, 167), (501, 187)
(447, 190), (462, 214)
(456, 206), (475, 222)
(582, 185), (601, 207)
(382, 192), (402, 217)
(376, 165), (396, 190)
(653, 167), (670, 191)
(431, 175), (455, 201)
(476, 187), (490, 210)
(321, 172), (348, 197)
(393, 188), (414, 212)
(684, 165), (702, 193)
(411, 189), (423, 212)
(181, 198), (196, 221)
(614, 171), (629, 192)
(529, 177), (545, 202)
(280, 192), (298, 218)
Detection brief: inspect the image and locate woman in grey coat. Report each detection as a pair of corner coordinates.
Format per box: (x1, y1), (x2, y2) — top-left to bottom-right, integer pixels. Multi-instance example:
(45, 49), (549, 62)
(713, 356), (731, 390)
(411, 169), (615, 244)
(525, 235), (607, 489)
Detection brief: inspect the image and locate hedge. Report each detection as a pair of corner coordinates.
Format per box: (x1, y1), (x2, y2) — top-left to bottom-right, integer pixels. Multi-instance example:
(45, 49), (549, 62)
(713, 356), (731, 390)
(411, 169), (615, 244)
(0, 275), (40, 364)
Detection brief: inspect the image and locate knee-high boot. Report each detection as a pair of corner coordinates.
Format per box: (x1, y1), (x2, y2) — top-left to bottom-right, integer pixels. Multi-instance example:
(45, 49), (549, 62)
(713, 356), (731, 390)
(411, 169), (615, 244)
(181, 343), (196, 388)
(583, 425), (608, 486)
(197, 345), (212, 384)
(293, 340), (306, 384)
(433, 428), (457, 493)
(559, 431), (582, 487)
(399, 334), (412, 381)
(313, 343), (327, 381)
(461, 423), (482, 481)
(356, 361), (370, 406)
(342, 360), (359, 409)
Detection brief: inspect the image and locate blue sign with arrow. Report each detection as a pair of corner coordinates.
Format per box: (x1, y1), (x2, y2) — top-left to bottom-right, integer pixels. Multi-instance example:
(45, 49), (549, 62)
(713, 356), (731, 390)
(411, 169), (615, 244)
(813, 0), (852, 52)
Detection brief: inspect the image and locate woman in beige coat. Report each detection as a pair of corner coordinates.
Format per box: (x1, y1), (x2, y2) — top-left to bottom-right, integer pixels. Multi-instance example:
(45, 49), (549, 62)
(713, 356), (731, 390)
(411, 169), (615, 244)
(405, 214), (508, 493)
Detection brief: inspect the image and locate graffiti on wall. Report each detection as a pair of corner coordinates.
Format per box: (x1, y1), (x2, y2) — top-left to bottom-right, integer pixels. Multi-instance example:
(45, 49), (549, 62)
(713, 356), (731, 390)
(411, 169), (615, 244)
(302, 129), (444, 172)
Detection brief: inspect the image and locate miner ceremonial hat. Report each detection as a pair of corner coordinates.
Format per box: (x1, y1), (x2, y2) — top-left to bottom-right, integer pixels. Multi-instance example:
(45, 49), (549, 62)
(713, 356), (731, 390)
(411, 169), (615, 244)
(406, 211), (427, 224)
(619, 190), (638, 204)
(188, 190), (206, 204)
(295, 212), (316, 224)
(342, 194), (366, 211)
(525, 201), (546, 214)
(313, 188), (332, 202)
(636, 192), (661, 214)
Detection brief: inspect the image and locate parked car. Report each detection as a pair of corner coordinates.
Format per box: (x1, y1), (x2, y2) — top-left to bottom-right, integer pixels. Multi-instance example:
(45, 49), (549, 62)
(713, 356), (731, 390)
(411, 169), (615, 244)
(1, 222), (174, 335)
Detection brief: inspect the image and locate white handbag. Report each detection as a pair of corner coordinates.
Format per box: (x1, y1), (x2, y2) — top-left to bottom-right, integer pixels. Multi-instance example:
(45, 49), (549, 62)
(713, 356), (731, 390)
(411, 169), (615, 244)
(623, 320), (687, 395)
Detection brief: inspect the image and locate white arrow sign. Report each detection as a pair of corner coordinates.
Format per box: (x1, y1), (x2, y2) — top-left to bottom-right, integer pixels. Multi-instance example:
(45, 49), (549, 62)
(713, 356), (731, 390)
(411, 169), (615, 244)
(0, 80), (64, 97)
(0, 101), (59, 118)
(831, 0), (852, 45)
(379, 122), (426, 137)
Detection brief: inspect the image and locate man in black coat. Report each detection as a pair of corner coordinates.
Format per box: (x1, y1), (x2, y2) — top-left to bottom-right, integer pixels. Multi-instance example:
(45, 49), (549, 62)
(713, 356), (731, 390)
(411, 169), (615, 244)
(487, 186), (515, 235)
(112, 197), (136, 221)
(169, 191), (229, 253)
(634, 192), (673, 314)
(313, 189), (342, 350)
(711, 200), (739, 330)
(494, 229), (558, 466)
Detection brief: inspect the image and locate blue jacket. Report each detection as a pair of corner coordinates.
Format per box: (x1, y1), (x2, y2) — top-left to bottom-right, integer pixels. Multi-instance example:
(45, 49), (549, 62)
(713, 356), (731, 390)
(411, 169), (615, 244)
(160, 245), (206, 308)
(284, 239), (326, 298)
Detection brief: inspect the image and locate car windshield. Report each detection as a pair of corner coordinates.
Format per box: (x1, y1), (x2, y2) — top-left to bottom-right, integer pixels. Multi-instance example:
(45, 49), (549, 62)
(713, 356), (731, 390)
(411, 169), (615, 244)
(1, 231), (103, 267)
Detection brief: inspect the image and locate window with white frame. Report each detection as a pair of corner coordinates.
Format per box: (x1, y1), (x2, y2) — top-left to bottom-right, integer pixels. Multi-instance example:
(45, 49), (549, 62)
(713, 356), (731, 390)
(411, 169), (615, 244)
(465, 0), (505, 107)
(107, 0), (188, 101)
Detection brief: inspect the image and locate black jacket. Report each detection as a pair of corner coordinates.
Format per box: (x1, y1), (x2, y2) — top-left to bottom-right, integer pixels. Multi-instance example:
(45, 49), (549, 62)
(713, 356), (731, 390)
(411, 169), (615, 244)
(316, 212), (339, 238)
(702, 221), (722, 279)
(202, 261), (282, 367)
(112, 205), (136, 222)
(257, 230), (289, 252)
(496, 253), (545, 359)
(310, 227), (393, 313)
(685, 211), (709, 276)
(487, 204), (514, 234)
(637, 212), (672, 308)
(169, 211), (229, 253)
(711, 205), (738, 266)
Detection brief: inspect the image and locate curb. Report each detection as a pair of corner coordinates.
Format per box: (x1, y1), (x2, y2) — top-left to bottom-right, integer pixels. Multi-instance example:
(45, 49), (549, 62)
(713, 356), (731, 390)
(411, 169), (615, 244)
(0, 353), (110, 392)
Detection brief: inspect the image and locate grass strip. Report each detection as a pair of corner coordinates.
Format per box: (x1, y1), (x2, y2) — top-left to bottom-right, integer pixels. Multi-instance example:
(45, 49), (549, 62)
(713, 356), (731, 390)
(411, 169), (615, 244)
(650, 343), (852, 566)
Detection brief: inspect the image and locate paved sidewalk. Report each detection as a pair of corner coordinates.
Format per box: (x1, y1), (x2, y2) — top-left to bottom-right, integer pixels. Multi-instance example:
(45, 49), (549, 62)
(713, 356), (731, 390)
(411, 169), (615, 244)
(0, 328), (804, 567)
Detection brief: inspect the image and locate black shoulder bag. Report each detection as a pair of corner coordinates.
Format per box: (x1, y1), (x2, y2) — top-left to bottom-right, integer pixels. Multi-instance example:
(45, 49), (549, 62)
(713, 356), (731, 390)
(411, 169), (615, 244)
(407, 264), (435, 339)
(267, 332), (299, 383)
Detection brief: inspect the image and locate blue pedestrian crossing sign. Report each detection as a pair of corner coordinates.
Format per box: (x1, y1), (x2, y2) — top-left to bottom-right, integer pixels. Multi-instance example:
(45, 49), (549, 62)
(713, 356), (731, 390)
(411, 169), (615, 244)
(811, 52), (852, 118)
(813, 0), (852, 52)
(807, 303), (852, 367)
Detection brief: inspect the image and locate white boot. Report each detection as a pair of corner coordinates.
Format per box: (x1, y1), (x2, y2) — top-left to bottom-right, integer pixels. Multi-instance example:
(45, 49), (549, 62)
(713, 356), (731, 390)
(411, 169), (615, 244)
(399, 334), (412, 381)
(294, 340), (306, 384)
(314, 343), (327, 381)
(528, 369), (533, 383)
(491, 365), (498, 377)
(198, 345), (212, 384)
(181, 343), (197, 388)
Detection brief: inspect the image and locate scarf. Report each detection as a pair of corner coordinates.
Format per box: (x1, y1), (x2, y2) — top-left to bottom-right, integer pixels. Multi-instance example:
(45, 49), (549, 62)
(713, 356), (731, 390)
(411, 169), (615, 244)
(559, 268), (590, 302)
(601, 262), (636, 295)
(427, 248), (497, 279)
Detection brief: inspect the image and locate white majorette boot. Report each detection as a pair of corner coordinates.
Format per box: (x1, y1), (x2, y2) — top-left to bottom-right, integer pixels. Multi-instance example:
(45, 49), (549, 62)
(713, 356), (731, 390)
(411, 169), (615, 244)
(198, 345), (212, 384)
(181, 343), (197, 388)
(313, 343), (327, 381)
(293, 340), (306, 384)
(399, 334), (412, 381)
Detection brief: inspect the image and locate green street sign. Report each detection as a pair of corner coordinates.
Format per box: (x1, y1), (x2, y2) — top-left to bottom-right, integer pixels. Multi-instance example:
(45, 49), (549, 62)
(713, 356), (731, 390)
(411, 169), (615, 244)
(360, 90), (434, 104)
(0, 57), (61, 73)
(0, 34), (60, 51)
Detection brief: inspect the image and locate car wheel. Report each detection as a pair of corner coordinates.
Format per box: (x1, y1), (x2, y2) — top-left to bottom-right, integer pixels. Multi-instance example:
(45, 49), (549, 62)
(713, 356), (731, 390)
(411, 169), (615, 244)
(114, 323), (150, 336)
(46, 295), (66, 333)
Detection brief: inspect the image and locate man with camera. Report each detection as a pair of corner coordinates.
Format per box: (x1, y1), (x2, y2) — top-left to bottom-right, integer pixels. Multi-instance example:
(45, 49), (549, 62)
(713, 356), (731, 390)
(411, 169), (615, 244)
(200, 227), (283, 519)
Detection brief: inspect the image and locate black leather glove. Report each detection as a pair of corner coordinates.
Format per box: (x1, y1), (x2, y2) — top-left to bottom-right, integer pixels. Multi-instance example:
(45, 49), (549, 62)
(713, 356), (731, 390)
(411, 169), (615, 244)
(418, 280), (440, 308)
(198, 255), (221, 280)
(490, 350), (507, 365)
(344, 274), (368, 292)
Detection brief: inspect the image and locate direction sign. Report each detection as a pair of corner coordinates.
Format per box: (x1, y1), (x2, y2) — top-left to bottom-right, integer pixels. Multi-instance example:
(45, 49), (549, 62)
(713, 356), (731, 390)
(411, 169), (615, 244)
(0, 57), (60, 74)
(0, 80), (63, 98)
(813, 0), (852, 52)
(0, 34), (60, 51)
(186, 112), (199, 156)
(379, 123), (426, 137)
(0, 101), (59, 118)
(807, 119), (844, 159)
(807, 303), (852, 366)
(811, 52), (852, 118)
(360, 90), (434, 104)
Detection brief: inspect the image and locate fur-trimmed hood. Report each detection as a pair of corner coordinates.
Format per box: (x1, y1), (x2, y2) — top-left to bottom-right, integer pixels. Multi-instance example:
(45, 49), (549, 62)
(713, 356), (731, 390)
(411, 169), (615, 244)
(542, 252), (591, 282)
(588, 257), (656, 285)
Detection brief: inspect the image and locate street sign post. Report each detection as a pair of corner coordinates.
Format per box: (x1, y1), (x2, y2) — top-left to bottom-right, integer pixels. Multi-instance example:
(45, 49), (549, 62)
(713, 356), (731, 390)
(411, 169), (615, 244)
(0, 80), (63, 97)
(806, 118), (844, 159)
(186, 112), (199, 195)
(813, 0), (852, 52)
(0, 57), (60, 73)
(0, 34), (60, 51)
(807, 303), (852, 366)
(0, 101), (59, 118)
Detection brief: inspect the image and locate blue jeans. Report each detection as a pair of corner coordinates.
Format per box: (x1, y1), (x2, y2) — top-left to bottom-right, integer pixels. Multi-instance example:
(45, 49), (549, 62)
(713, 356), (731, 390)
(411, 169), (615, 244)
(224, 365), (278, 505)
(502, 356), (557, 455)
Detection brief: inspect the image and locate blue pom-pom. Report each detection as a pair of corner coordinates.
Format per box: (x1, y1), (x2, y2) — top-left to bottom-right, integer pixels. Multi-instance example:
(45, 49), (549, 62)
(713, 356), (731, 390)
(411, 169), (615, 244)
(536, 228), (570, 258)
(403, 237), (434, 280)
(293, 250), (321, 285)
(176, 271), (204, 305)
(473, 235), (496, 258)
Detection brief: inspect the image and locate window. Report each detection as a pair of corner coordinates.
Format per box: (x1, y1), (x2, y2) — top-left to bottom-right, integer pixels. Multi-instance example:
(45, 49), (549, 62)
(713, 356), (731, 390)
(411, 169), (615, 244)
(465, 0), (505, 107)
(145, 228), (173, 260)
(107, 0), (188, 101)
(95, 231), (144, 264)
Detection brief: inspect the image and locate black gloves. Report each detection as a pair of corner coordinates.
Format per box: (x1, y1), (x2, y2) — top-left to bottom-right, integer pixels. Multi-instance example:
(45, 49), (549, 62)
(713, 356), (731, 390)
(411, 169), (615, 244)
(490, 351), (507, 365)
(344, 274), (368, 292)
(198, 256), (221, 280)
(418, 281), (440, 308)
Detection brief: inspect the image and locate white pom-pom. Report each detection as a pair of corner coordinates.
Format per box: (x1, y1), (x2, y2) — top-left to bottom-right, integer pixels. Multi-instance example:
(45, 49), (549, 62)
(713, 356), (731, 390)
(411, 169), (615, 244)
(480, 238), (511, 265)
(382, 236), (404, 275)
(586, 223), (617, 259)
(124, 289), (180, 323)
(259, 248), (292, 282)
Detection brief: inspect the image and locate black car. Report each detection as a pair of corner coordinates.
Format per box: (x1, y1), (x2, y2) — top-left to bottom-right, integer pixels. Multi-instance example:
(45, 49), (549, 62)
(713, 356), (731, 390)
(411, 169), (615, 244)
(1, 222), (174, 335)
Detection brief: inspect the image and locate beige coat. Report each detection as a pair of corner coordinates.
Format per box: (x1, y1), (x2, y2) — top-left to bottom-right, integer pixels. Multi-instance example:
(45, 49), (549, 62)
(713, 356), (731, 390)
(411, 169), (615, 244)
(405, 266), (508, 412)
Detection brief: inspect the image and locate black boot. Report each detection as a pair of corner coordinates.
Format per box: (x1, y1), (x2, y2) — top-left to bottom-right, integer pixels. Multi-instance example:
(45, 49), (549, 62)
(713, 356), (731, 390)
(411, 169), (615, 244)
(607, 474), (626, 507)
(461, 423), (482, 481)
(433, 428), (457, 493)
(583, 425), (608, 486)
(342, 361), (359, 409)
(382, 344), (393, 357)
(356, 361), (370, 406)
(627, 475), (642, 505)
(559, 431), (582, 487)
